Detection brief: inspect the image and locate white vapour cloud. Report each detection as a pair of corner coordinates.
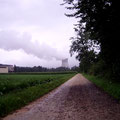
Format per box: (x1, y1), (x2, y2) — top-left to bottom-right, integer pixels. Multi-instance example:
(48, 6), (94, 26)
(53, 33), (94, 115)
(0, 30), (64, 60)
(0, 0), (79, 67)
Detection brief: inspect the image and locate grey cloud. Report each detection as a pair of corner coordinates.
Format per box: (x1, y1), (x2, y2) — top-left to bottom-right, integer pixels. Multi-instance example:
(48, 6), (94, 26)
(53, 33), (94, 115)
(0, 0), (65, 29)
(0, 30), (64, 60)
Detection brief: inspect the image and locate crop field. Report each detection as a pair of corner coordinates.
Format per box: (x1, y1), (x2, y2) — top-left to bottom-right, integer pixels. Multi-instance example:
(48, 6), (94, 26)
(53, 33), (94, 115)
(0, 72), (76, 117)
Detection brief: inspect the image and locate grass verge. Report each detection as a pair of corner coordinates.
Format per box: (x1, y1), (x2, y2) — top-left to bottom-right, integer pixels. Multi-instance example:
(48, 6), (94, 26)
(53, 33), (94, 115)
(0, 73), (75, 117)
(82, 73), (120, 101)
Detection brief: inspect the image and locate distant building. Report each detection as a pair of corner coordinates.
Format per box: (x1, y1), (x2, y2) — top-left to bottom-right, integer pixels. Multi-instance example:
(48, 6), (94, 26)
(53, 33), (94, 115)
(0, 64), (14, 73)
(0, 66), (8, 73)
(61, 58), (69, 68)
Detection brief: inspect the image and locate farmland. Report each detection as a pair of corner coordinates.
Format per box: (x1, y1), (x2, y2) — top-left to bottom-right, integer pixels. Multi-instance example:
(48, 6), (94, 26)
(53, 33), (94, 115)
(0, 72), (76, 117)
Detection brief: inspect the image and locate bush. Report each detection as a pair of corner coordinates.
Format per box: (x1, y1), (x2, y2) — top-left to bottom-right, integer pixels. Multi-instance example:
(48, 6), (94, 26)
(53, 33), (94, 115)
(88, 60), (107, 76)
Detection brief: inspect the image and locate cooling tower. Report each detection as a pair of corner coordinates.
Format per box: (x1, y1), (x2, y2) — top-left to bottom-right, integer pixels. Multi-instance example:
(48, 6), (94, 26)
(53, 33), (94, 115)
(62, 58), (69, 68)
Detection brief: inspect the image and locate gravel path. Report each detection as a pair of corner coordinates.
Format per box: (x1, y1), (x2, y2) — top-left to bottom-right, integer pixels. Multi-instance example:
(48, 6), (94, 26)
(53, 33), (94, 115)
(3, 74), (120, 120)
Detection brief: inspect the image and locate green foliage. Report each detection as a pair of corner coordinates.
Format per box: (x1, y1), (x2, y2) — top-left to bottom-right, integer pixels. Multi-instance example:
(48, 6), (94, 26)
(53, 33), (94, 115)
(79, 50), (97, 73)
(14, 65), (71, 72)
(83, 73), (120, 101)
(88, 59), (106, 76)
(0, 73), (75, 117)
(64, 0), (120, 80)
(71, 66), (79, 72)
(69, 24), (98, 74)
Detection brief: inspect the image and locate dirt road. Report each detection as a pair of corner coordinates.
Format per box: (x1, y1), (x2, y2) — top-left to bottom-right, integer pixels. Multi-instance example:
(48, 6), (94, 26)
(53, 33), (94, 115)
(3, 74), (120, 120)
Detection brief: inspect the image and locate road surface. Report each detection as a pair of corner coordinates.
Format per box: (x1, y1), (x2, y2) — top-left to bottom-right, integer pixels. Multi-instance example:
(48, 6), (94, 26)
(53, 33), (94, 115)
(3, 74), (120, 120)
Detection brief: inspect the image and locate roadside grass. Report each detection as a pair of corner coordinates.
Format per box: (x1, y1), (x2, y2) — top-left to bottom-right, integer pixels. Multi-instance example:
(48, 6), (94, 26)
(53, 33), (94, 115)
(82, 73), (120, 101)
(0, 73), (76, 117)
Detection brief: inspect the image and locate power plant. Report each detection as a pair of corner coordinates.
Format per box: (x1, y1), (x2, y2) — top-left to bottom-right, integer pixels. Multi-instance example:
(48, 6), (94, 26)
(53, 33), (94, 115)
(61, 58), (69, 68)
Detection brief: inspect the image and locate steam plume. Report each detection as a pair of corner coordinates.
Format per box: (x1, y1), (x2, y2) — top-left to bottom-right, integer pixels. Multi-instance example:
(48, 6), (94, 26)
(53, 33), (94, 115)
(0, 30), (64, 60)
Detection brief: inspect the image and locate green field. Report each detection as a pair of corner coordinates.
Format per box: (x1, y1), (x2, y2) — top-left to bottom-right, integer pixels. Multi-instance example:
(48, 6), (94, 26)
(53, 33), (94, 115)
(0, 72), (76, 117)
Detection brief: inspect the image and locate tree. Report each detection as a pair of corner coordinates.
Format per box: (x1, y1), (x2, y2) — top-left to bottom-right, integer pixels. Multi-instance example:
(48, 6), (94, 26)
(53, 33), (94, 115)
(69, 27), (98, 73)
(64, 0), (120, 79)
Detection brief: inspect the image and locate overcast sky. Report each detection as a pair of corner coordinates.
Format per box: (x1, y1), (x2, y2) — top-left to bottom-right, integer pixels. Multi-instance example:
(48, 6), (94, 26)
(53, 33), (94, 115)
(0, 0), (79, 68)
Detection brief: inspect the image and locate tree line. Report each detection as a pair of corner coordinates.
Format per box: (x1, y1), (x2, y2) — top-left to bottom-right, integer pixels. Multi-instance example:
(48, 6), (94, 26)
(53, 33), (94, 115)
(14, 65), (78, 72)
(63, 0), (120, 80)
